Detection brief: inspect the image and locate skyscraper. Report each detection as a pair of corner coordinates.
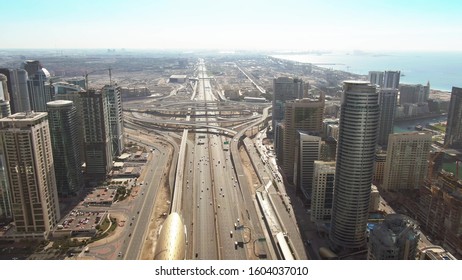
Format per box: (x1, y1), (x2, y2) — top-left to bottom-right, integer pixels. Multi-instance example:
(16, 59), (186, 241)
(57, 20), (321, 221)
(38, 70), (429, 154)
(399, 83), (430, 104)
(382, 132), (431, 191)
(0, 112), (60, 238)
(0, 68), (31, 113)
(102, 85), (125, 156)
(367, 214), (420, 260)
(444, 87), (462, 149)
(377, 88), (398, 148)
(310, 161), (335, 222)
(53, 83), (85, 163)
(368, 71), (384, 87)
(383, 71), (400, 89)
(369, 71), (400, 89)
(330, 81), (379, 250)
(272, 77), (304, 131)
(22, 60), (52, 112)
(419, 171), (462, 253)
(47, 100), (83, 196)
(294, 131), (322, 203)
(282, 97), (324, 183)
(80, 90), (113, 179)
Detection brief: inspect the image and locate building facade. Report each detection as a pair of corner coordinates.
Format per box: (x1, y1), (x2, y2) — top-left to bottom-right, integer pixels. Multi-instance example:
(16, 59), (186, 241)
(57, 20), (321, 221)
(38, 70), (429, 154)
(272, 77), (305, 163)
(53, 86), (85, 164)
(310, 161), (335, 222)
(417, 171), (462, 257)
(382, 132), (431, 191)
(294, 132), (322, 203)
(399, 83), (430, 104)
(0, 68), (31, 113)
(102, 85), (124, 156)
(373, 152), (387, 184)
(330, 81), (379, 249)
(47, 100), (83, 196)
(282, 97), (324, 183)
(272, 77), (304, 138)
(383, 71), (401, 89)
(0, 112), (60, 238)
(22, 60), (52, 112)
(80, 90), (113, 179)
(377, 88), (398, 148)
(368, 71), (384, 87)
(444, 87), (462, 149)
(0, 148), (12, 221)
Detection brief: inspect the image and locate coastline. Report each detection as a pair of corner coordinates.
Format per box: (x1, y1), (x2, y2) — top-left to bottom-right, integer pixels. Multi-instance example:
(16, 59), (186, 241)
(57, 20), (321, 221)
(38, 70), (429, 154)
(270, 52), (461, 92)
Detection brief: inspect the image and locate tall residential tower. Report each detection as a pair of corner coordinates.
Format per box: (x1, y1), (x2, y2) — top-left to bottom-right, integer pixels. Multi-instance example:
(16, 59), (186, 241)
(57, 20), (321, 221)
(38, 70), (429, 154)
(0, 112), (60, 238)
(80, 90), (113, 179)
(103, 85), (124, 156)
(330, 81), (379, 250)
(283, 97), (324, 184)
(444, 87), (462, 149)
(47, 100), (83, 196)
(377, 88), (398, 148)
(22, 60), (52, 112)
(382, 132), (431, 191)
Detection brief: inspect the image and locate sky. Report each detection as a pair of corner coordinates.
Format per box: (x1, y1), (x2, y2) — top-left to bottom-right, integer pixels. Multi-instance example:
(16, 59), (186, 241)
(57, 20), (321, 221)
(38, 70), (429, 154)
(1, 0), (462, 52)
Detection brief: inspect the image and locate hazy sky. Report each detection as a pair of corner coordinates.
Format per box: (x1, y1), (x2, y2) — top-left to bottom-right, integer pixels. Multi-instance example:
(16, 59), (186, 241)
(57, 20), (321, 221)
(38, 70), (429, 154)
(2, 0), (462, 51)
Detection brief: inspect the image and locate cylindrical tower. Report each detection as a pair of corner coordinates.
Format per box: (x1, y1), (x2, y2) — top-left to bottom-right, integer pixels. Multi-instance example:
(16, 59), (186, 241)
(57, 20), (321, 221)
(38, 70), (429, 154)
(330, 81), (379, 249)
(15, 69), (32, 113)
(47, 100), (83, 196)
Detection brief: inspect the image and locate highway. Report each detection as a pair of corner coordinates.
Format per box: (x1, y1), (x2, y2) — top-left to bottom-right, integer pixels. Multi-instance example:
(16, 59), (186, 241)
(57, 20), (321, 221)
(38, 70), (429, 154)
(190, 60), (219, 259)
(84, 126), (173, 260)
(119, 59), (306, 260)
(123, 129), (176, 260)
(187, 60), (247, 259)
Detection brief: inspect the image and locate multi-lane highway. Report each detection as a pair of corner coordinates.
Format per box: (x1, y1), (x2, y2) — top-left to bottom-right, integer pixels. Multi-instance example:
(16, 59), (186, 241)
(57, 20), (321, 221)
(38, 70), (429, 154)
(118, 59), (306, 260)
(182, 60), (248, 259)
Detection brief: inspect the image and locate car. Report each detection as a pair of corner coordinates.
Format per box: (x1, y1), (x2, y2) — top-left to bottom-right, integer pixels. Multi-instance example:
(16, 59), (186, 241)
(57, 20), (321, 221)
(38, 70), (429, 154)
(118, 252), (122, 257)
(230, 231), (233, 237)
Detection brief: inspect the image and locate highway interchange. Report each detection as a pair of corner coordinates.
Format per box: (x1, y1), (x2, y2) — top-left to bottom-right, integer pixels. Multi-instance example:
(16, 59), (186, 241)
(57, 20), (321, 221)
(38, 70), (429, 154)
(100, 59), (307, 260)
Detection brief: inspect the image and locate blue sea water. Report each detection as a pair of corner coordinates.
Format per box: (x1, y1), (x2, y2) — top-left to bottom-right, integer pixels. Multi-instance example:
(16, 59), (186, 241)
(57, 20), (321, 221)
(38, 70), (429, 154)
(272, 51), (462, 92)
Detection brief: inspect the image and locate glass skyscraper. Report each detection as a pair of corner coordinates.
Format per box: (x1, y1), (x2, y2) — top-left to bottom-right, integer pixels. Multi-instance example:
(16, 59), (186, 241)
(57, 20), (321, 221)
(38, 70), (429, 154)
(444, 87), (462, 149)
(47, 100), (83, 196)
(330, 81), (379, 249)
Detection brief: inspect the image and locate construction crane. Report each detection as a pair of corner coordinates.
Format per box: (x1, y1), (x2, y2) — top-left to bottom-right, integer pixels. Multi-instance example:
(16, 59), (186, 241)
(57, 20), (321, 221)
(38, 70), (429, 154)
(84, 68), (112, 89)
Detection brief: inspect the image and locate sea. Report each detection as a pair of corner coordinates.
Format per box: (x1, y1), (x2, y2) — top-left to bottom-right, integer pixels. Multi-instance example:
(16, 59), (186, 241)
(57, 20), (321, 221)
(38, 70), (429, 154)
(272, 51), (462, 92)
